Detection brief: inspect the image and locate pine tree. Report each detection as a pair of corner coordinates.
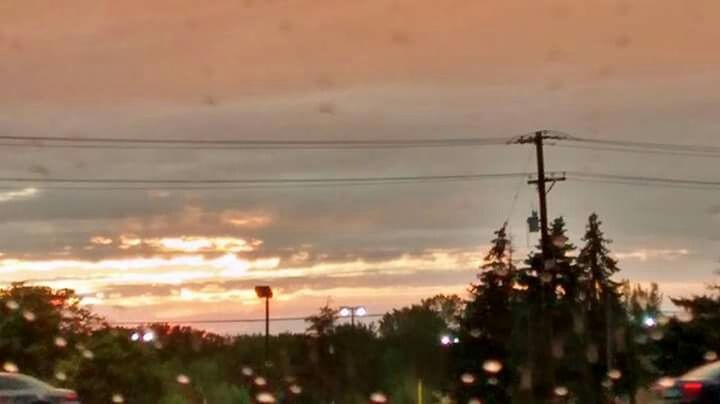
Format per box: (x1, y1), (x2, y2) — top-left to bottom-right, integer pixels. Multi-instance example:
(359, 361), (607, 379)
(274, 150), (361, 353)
(577, 213), (626, 403)
(455, 225), (517, 403)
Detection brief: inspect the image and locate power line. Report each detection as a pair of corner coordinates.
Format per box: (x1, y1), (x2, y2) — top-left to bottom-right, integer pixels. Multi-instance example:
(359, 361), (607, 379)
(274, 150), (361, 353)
(111, 314), (384, 325)
(552, 131), (720, 154)
(551, 144), (720, 159)
(0, 135), (518, 150)
(567, 172), (720, 190)
(0, 172), (530, 187)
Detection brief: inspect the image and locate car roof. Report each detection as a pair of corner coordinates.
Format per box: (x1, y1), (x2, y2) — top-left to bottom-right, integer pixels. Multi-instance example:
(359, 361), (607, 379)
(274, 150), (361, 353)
(681, 361), (720, 381)
(0, 373), (54, 389)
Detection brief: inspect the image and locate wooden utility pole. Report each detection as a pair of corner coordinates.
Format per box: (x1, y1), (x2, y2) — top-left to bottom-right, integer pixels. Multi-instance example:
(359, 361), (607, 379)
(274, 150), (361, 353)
(514, 130), (567, 399)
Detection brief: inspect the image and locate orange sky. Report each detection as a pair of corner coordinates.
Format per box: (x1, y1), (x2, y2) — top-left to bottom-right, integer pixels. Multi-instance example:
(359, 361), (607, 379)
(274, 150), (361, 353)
(1, 0), (720, 333)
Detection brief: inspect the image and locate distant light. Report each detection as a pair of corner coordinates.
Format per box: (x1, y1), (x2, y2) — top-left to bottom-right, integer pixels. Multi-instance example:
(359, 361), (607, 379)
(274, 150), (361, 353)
(657, 377), (675, 389)
(241, 366), (254, 377)
(142, 331), (155, 342)
(370, 392), (388, 403)
(483, 360), (503, 374)
(176, 374), (191, 385)
(354, 306), (368, 317)
(339, 307), (352, 318)
(440, 335), (452, 346)
(453, 337), (460, 344)
(608, 369), (622, 380)
(130, 332), (141, 342)
(256, 392), (276, 403)
(553, 386), (569, 397)
(642, 315), (657, 328)
(3, 362), (18, 373)
(461, 373), (476, 385)
(254, 377), (267, 387)
(289, 384), (303, 395)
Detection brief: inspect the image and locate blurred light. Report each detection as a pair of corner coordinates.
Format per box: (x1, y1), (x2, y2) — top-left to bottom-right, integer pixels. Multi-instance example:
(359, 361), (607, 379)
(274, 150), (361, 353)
(289, 384), (303, 395)
(440, 335), (452, 346)
(460, 373), (476, 385)
(54, 336), (68, 348)
(602, 379), (613, 389)
(256, 392), (276, 403)
(650, 329), (664, 341)
(677, 311), (694, 323)
(483, 360), (503, 374)
(453, 337), (460, 344)
(554, 386), (568, 397)
(355, 306), (368, 317)
(176, 374), (190, 385)
(5, 300), (19, 311)
(370, 392), (388, 403)
(142, 331), (155, 342)
(254, 376), (267, 386)
(112, 394), (125, 403)
(55, 371), (67, 381)
(704, 351), (718, 362)
(468, 398), (482, 404)
(22, 310), (36, 322)
(3, 362), (18, 373)
(339, 307), (352, 317)
(642, 315), (657, 328)
(130, 332), (140, 342)
(657, 377), (675, 389)
(241, 366), (254, 377)
(608, 369), (622, 380)
(82, 350), (94, 359)
(487, 377), (499, 386)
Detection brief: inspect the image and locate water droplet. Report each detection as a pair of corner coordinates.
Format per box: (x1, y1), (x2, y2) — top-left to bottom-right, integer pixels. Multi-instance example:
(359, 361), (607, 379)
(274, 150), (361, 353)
(55, 371), (67, 381)
(3, 362), (18, 373)
(289, 384), (303, 395)
(254, 376), (267, 386)
(176, 374), (191, 385)
(676, 311), (694, 323)
(608, 369), (622, 380)
(461, 373), (476, 384)
(704, 351), (718, 362)
(370, 392), (388, 403)
(112, 393), (125, 403)
(241, 366), (254, 377)
(5, 300), (19, 310)
(54, 336), (68, 348)
(22, 310), (36, 322)
(657, 377), (675, 389)
(483, 360), (503, 374)
(256, 392), (276, 403)
(554, 386), (569, 397)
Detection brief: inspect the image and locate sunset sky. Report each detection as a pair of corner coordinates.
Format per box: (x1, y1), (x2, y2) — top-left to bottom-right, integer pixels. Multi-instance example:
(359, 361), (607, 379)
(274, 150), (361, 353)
(1, 0), (719, 333)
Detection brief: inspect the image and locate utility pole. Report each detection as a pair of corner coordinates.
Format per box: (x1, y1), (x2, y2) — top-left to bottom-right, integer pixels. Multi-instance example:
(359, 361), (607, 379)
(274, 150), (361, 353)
(514, 130), (567, 399)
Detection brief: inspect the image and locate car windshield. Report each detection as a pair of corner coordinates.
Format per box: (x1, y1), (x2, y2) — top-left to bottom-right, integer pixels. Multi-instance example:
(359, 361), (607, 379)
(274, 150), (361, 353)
(3, 2), (720, 403)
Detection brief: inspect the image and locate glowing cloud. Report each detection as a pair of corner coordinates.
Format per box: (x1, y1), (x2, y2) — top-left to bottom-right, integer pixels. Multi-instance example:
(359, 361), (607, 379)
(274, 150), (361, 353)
(0, 188), (38, 203)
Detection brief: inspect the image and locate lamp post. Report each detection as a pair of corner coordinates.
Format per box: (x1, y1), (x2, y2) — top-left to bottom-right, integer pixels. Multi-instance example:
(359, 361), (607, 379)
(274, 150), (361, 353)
(339, 306), (367, 326)
(255, 286), (273, 365)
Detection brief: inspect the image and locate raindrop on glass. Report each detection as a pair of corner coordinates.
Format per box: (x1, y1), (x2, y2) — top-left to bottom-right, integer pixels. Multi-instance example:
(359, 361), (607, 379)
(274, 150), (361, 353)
(22, 310), (36, 322)
(54, 336), (68, 348)
(460, 373), (476, 384)
(5, 300), (19, 311)
(554, 386), (569, 397)
(3, 362), (18, 373)
(112, 393), (125, 403)
(482, 360), (503, 374)
(176, 374), (191, 385)
(256, 392), (276, 403)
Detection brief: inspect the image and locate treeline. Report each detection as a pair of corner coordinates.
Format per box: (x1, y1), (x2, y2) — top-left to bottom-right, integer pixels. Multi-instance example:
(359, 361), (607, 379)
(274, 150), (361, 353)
(1, 213), (720, 403)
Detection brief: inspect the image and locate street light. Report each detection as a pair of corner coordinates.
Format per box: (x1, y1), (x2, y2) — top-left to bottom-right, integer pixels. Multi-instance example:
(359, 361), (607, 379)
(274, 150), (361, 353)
(339, 306), (367, 326)
(255, 286), (273, 365)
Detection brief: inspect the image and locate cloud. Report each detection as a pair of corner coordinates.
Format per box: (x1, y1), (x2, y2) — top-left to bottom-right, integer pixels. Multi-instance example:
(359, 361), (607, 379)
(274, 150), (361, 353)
(615, 249), (692, 262)
(0, 188), (38, 203)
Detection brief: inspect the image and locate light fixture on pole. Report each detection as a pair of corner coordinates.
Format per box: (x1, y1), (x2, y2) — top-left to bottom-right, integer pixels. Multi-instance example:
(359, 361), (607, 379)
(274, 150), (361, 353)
(255, 286), (273, 365)
(339, 306), (367, 326)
